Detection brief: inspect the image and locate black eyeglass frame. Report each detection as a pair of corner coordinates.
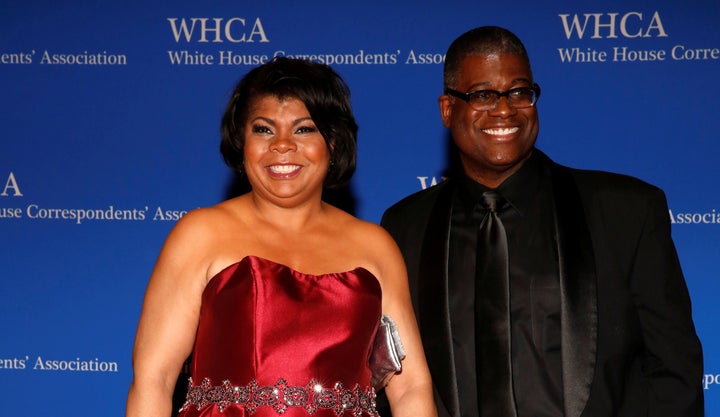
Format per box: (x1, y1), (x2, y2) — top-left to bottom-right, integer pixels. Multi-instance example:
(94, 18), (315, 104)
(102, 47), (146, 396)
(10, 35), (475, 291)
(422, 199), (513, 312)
(444, 84), (541, 110)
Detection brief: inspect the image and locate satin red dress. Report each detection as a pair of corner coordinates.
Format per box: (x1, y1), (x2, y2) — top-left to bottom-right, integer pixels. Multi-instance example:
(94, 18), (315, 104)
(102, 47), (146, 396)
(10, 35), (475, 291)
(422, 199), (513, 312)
(178, 255), (382, 417)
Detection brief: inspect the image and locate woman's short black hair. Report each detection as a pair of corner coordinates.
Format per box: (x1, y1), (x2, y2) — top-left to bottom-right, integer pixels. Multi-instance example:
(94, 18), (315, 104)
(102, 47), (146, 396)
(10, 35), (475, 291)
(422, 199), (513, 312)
(220, 57), (358, 189)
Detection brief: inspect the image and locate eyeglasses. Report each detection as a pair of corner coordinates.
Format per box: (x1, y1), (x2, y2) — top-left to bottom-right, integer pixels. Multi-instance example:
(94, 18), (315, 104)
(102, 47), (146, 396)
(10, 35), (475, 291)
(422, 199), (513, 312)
(445, 84), (541, 111)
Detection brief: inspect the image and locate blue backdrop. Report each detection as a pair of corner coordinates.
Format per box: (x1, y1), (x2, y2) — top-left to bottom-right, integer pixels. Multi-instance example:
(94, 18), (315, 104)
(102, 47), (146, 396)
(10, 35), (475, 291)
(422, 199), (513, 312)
(1, 0), (718, 415)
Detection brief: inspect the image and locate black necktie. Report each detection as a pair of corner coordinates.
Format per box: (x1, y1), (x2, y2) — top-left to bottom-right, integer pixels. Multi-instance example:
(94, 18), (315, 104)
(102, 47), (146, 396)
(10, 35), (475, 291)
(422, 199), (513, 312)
(475, 191), (517, 416)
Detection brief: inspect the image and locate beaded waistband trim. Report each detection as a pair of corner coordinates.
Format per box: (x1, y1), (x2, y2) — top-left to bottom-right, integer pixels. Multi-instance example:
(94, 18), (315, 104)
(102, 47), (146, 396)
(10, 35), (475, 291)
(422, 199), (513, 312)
(181, 377), (378, 416)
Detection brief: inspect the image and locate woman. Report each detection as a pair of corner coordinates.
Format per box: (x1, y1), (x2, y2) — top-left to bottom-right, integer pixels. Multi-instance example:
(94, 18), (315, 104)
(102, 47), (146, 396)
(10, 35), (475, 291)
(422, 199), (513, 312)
(126, 57), (436, 417)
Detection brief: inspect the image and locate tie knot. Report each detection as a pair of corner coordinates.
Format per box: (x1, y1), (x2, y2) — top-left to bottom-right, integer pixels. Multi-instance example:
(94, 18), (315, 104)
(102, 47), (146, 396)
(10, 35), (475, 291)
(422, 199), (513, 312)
(480, 191), (505, 212)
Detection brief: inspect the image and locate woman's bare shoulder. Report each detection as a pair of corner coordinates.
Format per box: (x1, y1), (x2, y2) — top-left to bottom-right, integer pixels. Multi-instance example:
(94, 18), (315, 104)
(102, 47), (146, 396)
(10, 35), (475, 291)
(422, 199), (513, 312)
(341, 213), (397, 249)
(172, 196), (250, 234)
(156, 200), (258, 278)
(324, 208), (403, 278)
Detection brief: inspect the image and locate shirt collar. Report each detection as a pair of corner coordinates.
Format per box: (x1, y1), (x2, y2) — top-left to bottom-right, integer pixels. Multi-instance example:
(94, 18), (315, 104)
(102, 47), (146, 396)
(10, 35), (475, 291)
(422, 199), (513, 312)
(456, 149), (547, 217)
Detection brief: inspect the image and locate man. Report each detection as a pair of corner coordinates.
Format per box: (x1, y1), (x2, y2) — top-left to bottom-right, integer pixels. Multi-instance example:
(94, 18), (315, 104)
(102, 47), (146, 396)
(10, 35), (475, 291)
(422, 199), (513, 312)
(381, 26), (703, 417)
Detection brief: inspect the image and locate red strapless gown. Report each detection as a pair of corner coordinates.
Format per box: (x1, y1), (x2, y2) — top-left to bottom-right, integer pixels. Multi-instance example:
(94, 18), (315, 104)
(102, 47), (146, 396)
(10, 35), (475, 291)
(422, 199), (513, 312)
(178, 255), (382, 417)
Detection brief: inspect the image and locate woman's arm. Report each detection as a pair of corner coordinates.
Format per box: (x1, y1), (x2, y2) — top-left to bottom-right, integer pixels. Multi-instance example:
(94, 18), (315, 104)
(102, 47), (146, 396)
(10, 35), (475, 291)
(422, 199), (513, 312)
(373, 229), (438, 417)
(126, 210), (213, 417)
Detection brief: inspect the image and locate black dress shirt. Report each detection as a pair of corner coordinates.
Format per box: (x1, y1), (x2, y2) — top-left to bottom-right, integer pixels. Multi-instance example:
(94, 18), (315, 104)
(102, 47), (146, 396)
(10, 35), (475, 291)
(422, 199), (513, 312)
(448, 151), (564, 417)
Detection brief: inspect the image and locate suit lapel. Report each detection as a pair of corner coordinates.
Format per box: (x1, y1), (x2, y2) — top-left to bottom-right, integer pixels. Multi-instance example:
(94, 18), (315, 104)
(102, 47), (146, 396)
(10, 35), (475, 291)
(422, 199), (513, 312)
(550, 162), (598, 417)
(417, 181), (460, 417)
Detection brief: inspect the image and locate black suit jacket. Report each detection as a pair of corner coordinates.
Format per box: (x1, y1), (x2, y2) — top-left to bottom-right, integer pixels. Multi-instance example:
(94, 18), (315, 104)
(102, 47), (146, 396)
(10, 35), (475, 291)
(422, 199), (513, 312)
(380, 150), (703, 417)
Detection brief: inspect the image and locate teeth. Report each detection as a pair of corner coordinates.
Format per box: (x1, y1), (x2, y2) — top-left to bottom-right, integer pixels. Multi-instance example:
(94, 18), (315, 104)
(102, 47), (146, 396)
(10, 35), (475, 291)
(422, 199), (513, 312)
(482, 127), (519, 135)
(269, 165), (300, 174)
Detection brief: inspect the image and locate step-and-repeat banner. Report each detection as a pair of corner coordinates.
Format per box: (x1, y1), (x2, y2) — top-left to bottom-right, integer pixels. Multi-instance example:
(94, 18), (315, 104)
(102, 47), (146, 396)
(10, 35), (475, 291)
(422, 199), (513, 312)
(2, 0), (718, 415)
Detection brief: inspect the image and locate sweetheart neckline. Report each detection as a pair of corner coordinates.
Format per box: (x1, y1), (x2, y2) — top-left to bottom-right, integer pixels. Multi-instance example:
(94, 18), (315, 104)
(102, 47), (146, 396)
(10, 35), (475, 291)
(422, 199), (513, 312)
(208, 255), (377, 284)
